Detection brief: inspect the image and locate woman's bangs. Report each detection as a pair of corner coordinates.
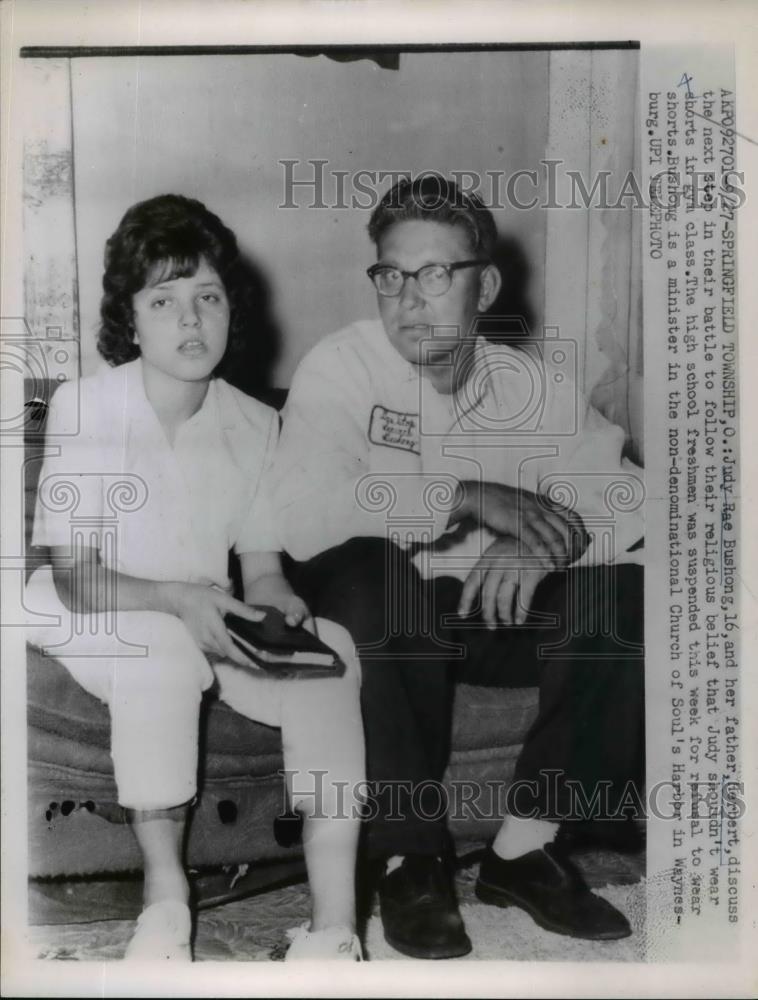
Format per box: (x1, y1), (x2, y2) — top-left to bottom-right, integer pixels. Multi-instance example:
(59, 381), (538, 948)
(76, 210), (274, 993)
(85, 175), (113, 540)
(143, 253), (203, 288)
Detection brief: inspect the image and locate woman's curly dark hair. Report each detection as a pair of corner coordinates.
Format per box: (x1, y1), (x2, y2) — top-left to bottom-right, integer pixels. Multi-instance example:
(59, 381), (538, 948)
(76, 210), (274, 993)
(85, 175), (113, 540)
(98, 194), (255, 376)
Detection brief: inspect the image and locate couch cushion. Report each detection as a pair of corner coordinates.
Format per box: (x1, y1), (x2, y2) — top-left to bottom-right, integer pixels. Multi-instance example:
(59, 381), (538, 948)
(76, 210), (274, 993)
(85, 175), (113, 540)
(452, 684), (537, 750)
(27, 645), (295, 876)
(28, 648), (537, 776)
(28, 760), (294, 877)
(27, 646), (286, 780)
(27, 645), (539, 876)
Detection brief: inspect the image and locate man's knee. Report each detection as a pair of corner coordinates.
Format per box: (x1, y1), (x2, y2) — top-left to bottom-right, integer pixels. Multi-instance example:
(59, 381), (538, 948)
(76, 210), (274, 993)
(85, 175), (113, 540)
(542, 564), (644, 651)
(297, 537), (413, 592)
(296, 538), (425, 639)
(568, 563), (643, 610)
(320, 536), (402, 567)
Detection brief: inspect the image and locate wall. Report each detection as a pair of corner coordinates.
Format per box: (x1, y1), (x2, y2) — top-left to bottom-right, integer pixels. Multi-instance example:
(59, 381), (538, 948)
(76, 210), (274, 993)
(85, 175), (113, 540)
(543, 48), (643, 456)
(70, 50), (549, 384)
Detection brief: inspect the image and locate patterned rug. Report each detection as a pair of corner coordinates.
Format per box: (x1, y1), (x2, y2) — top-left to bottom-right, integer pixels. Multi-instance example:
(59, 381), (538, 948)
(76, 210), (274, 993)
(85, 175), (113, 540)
(28, 848), (646, 963)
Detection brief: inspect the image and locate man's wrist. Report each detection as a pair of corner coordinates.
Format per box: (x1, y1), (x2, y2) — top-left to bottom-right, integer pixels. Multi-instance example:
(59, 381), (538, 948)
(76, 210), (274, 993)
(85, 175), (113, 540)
(566, 513), (591, 564)
(450, 480), (478, 526)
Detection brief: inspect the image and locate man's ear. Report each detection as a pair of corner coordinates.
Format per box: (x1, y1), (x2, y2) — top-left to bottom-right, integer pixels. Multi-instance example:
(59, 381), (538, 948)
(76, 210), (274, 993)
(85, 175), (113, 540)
(477, 264), (502, 313)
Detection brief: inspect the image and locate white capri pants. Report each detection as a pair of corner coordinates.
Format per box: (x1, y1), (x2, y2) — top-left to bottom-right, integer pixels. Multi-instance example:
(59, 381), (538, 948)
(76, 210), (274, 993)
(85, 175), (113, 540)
(26, 566), (365, 815)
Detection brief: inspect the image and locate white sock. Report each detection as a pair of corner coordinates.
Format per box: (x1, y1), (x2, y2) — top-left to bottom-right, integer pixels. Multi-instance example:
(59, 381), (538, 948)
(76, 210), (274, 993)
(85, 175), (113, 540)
(492, 816), (559, 860)
(385, 854), (444, 874)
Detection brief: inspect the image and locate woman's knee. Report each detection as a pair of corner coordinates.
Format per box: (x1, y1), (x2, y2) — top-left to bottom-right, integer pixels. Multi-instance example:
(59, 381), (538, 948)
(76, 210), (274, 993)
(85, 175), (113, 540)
(137, 611), (196, 651)
(114, 612), (208, 693)
(313, 618), (362, 686)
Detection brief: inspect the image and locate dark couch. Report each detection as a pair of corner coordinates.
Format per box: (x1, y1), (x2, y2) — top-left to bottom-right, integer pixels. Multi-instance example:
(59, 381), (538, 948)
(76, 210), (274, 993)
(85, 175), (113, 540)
(24, 384), (539, 881)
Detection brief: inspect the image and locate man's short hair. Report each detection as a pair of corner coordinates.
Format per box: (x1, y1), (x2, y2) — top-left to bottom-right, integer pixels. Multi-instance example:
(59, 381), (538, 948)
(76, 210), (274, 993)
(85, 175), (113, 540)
(367, 174), (498, 258)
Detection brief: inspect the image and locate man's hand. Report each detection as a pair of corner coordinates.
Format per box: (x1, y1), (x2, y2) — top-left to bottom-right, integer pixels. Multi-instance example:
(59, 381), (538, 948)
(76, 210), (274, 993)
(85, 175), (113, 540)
(453, 480), (588, 569)
(458, 536), (550, 628)
(163, 582), (266, 667)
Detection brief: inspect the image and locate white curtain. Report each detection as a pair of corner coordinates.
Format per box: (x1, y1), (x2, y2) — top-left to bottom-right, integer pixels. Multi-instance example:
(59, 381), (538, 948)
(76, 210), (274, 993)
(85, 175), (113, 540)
(544, 48), (643, 465)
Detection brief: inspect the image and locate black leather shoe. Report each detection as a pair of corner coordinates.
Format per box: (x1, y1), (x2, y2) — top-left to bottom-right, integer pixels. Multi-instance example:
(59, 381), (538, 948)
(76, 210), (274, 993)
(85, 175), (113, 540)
(378, 855), (472, 959)
(475, 843), (632, 940)
(557, 818), (645, 855)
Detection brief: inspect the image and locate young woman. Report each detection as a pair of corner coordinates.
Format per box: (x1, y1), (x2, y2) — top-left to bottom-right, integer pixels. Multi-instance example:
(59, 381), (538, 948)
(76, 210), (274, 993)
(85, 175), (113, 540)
(26, 194), (365, 961)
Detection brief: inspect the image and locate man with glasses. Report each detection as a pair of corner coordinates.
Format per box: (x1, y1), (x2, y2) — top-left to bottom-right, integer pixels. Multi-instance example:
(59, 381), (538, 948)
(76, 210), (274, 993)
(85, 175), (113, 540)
(272, 176), (644, 959)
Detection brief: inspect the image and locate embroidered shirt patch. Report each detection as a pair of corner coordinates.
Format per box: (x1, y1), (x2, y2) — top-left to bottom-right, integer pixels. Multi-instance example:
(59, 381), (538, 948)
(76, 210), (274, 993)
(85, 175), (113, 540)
(368, 405), (420, 454)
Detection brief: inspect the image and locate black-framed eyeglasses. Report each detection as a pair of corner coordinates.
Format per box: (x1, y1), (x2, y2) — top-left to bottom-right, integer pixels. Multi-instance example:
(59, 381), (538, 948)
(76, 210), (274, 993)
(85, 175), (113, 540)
(366, 259), (488, 298)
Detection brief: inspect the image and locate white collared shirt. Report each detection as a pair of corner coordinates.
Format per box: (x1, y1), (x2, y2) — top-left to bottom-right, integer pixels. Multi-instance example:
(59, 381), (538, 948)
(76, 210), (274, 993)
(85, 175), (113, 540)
(271, 319), (644, 575)
(33, 359), (280, 591)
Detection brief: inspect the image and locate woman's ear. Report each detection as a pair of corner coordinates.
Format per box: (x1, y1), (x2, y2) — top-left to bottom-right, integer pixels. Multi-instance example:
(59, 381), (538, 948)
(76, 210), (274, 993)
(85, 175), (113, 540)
(477, 264), (502, 313)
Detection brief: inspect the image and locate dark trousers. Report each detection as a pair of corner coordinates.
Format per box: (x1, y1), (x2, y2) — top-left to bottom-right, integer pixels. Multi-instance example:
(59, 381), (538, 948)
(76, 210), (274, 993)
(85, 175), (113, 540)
(288, 538), (644, 859)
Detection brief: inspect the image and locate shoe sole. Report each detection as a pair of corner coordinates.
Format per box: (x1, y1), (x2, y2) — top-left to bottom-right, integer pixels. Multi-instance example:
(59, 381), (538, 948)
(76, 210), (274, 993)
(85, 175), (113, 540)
(475, 879), (632, 941)
(383, 931), (473, 960)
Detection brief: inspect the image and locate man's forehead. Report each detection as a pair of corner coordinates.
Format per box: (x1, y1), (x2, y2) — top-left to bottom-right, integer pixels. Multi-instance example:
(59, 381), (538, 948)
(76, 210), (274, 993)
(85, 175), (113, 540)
(376, 218), (473, 260)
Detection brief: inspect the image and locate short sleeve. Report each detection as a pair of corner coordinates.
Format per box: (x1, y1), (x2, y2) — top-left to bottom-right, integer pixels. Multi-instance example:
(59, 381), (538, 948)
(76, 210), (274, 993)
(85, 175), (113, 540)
(234, 410), (281, 555)
(535, 390), (645, 566)
(32, 380), (105, 551)
(270, 336), (456, 561)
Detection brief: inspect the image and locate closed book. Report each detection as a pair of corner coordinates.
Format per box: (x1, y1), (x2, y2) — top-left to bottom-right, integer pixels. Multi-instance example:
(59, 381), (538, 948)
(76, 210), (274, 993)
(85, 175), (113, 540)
(224, 607), (345, 679)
